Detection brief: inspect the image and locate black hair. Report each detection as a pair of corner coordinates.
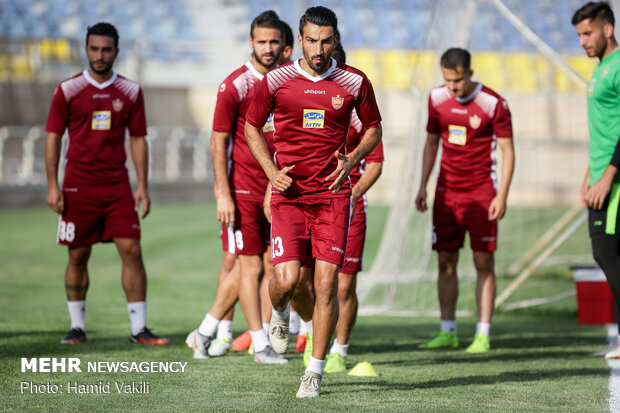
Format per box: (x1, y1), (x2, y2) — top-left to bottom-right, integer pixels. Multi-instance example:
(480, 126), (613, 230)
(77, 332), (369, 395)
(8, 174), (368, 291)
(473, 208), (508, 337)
(440, 48), (471, 72)
(280, 20), (294, 48)
(250, 10), (281, 38)
(299, 6), (338, 36)
(572, 1), (615, 26)
(332, 42), (346, 63)
(86, 22), (119, 48)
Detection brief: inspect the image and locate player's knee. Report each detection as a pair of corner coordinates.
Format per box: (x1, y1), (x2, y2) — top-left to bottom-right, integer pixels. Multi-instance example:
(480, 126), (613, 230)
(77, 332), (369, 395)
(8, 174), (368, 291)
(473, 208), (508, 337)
(337, 276), (356, 300)
(67, 246), (91, 268)
(314, 276), (338, 301)
(438, 256), (457, 276)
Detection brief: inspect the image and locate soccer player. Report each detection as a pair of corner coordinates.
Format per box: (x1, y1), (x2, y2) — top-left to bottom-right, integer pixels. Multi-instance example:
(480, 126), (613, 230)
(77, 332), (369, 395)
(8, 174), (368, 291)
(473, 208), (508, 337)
(323, 42), (385, 374)
(572, 2), (620, 359)
(245, 6), (383, 397)
(45, 22), (168, 345)
(185, 10), (287, 364)
(415, 48), (514, 353)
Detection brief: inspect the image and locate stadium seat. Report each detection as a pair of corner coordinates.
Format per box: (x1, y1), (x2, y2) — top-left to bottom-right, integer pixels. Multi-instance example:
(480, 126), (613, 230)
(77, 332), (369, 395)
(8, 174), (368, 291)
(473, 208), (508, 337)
(505, 53), (539, 92)
(471, 52), (504, 91)
(380, 50), (413, 89)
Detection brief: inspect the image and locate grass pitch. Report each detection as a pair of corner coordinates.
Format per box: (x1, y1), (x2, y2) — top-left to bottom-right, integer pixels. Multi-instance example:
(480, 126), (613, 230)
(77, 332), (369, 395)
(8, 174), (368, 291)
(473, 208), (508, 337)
(0, 202), (610, 412)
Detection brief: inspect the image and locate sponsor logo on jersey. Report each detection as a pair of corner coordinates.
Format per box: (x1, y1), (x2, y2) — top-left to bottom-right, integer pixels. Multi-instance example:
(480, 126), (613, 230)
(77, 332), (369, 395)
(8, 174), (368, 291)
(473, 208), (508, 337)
(262, 113), (275, 133)
(112, 98), (123, 112)
(219, 83), (226, 92)
(447, 124), (467, 145)
(303, 109), (325, 128)
(588, 78), (596, 96)
(92, 111), (111, 130)
(469, 114), (481, 129)
(304, 89), (326, 94)
(451, 108), (468, 114)
(331, 94), (344, 110)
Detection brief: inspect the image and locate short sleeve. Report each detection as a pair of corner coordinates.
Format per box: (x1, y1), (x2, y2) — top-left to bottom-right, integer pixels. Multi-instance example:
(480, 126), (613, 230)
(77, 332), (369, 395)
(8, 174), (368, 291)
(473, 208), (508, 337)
(426, 94), (440, 134)
(128, 87), (147, 137)
(212, 79), (240, 133)
(45, 85), (69, 135)
(354, 75), (382, 129)
(493, 97), (513, 138)
(246, 76), (274, 128)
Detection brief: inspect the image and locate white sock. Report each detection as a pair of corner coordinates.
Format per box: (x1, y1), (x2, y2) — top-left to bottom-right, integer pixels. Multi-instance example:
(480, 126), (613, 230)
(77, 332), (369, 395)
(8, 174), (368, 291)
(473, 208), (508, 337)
(262, 322), (270, 335)
(299, 319), (308, 335)
(305, 320), (313, 334)
(440, 320), (457, 333)
(127, 301), (146, 336)
(198, 313), (219, 338)
(289, 311), (300, 335)
(272, 303), (290, 322)
(249, 329), (270, 353)
(67, 300), (86, 331)
(330, 339), (349, 357)
(476, 322), (491, 336)
(216, 320), (233, 341)
(306, 356), (325, 376)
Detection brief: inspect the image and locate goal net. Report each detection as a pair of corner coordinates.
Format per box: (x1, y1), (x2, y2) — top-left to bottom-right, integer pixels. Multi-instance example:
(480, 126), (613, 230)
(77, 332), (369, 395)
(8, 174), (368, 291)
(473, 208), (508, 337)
(357, 0), (599, 317)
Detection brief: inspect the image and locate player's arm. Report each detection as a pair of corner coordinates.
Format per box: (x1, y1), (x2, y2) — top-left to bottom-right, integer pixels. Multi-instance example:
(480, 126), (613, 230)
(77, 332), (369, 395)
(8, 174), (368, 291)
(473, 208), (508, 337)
(244, 121), (295, 192)
(350, 161), (382, 219)
(585, 138), (620, 210)
(415, 132), (440, 212)
(263, 182), (272, 223)
(327, 124), (382, 193)
(45, 132), (64, 213)
(580, 168), (590, 208)
(211, 130), (236, 227)
(130, 136), (150, 218)
(488, 137), (515, 221)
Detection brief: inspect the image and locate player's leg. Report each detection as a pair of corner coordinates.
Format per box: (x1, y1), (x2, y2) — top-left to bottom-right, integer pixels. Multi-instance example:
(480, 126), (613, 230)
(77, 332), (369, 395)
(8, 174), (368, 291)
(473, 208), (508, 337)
(324, 271), (356, 373)
(114, 237), (168, 345)
(465, 250), (495, 353)
(208, 251), (237, 356)
(465, 194), (497, 353)
(293, 265), (315, 366)
(269, 260), (302, 353)
(61, 245), (92, 344)
(238, 254), (272, 355)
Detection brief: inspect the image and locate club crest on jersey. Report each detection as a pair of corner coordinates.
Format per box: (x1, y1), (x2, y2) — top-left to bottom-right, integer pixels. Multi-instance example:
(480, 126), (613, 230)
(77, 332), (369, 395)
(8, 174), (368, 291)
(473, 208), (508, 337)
(331, 94), (344, 110)
(112, 98), (123, 112)
(303, 109), (325, 128)
(469, 115), (481, 129)
(92, 111), (111, 130)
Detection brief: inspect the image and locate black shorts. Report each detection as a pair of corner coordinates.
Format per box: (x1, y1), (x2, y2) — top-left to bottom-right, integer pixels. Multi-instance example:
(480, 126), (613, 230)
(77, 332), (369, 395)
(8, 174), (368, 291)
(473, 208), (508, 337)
(589, 183), (620, 236)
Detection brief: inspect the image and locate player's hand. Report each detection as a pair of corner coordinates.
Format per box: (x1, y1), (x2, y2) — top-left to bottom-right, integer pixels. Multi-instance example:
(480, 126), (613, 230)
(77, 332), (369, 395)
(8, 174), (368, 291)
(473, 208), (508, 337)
(326, 151), (353, 193)
(415, 187), (428, 212)
(488, 195), (506, 221)
(46, 185), (64, 214)
(216, 194), (236, 227)
(585, 178), (612, 210)
(134, 186), (151, 219)
(271, 165), (295, 193)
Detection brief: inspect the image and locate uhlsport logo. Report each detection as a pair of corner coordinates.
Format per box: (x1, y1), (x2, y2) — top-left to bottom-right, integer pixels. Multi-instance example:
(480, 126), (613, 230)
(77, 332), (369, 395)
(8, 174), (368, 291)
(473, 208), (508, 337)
(303, 109), (325, 128)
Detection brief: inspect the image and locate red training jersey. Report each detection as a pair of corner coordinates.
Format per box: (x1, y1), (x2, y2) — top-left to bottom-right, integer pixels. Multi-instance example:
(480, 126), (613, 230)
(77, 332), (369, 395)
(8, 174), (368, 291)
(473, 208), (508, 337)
(213, 62), (275, 201)
(246, 58), (382, 198)
(426, 83), (512, 194)
(45, 70), (147, 186)
(346, 110), (384, 186)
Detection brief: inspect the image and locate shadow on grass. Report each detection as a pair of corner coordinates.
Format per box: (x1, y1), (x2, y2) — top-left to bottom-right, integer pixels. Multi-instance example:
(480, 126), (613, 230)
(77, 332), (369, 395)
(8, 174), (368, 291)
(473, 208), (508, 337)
(328, 367), (608, 392)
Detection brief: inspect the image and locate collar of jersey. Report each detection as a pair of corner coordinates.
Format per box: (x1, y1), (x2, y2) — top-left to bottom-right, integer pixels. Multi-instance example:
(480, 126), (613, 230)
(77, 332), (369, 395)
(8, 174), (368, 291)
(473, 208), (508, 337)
(293, 58), (337, 82)
(82, 69), (118, 89)
(245, 61), (264, 80)
(455, 82), (482, 104)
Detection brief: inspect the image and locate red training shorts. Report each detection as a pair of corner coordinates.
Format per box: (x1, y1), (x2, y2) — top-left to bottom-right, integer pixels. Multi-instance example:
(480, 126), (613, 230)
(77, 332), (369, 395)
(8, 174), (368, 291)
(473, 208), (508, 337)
(220, 196), (270, 255)
(57, 181), (140, 246)
(340, 195), (368, 274)
(270, 195), (350, 267)
(432, 189), (497, 252)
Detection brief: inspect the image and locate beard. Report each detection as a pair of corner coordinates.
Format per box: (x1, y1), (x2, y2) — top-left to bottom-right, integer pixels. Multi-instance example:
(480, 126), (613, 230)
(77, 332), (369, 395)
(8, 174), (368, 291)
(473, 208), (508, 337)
(89, 60), (113, 76)
(254, 51), (279, 70)
(306, 54), (331, 73)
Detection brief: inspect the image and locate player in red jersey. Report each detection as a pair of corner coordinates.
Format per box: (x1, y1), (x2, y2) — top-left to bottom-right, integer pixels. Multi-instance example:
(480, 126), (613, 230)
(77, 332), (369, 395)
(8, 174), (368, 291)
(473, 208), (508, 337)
(323, 42), (384, 374)
(185, 10), (287, 364)
(245, 6), (382, 398)
(415, 48), (515, 353)
(45, 22), (168, 345)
